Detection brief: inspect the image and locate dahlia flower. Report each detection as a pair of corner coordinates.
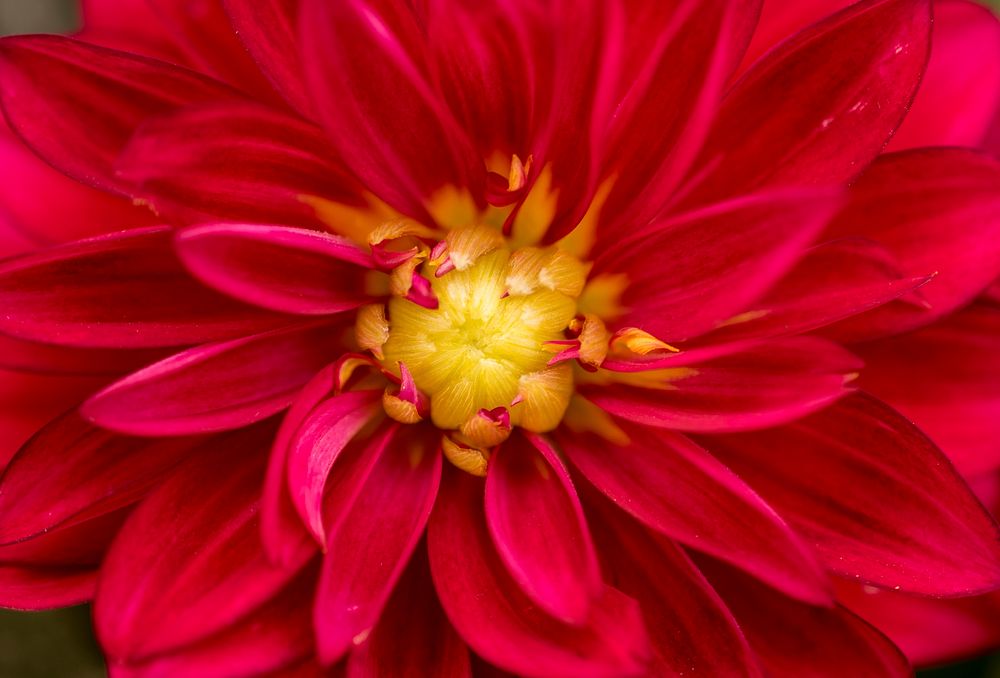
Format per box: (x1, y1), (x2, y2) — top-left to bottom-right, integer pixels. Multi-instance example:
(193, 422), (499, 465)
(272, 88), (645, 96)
(0, 0), (999, 676)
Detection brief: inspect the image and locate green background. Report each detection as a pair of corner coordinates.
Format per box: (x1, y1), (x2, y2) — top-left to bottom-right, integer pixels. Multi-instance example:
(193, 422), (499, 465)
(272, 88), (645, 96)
(0, 0), (997, 675)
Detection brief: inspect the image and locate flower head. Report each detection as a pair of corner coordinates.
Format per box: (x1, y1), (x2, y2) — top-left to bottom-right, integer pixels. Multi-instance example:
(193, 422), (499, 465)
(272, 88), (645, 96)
(0, 0), (999, 676)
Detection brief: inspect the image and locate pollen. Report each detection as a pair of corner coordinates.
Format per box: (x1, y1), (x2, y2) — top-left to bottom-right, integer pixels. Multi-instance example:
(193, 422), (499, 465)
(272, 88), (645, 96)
(377, 226), (586, 433)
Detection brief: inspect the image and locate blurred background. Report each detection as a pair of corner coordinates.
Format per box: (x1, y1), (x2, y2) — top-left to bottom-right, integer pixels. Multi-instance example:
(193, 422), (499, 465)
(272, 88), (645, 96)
(0, 0), (998, 676)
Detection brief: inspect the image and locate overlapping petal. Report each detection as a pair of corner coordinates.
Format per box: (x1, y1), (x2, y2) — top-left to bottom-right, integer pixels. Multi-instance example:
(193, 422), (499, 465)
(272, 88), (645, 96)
(704, 393), (1000, 596)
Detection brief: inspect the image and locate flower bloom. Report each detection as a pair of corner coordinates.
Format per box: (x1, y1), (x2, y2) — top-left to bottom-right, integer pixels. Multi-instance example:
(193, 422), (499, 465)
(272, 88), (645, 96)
(0, 0), (999, 676)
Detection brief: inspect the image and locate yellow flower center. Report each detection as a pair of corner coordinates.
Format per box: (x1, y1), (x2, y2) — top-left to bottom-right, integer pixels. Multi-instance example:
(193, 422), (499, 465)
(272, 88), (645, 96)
(360, 225), (592, 453)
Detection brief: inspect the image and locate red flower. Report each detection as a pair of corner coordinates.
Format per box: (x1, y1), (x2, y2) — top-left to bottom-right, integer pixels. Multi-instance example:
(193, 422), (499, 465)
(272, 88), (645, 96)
(0, 0), (998, 675)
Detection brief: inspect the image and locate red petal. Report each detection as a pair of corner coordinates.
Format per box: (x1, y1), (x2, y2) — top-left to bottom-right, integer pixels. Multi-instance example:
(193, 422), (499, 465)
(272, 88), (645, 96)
(0, 334), (166, 376)
(837, 581), (1000, 668)
(0, 226), (289, 348)
(587, 499), (761, 678)
(0, 130), (154, 244)
(145, 0), (280, 101)
(176, 223), (373, 315)
(0, 35), (238, 194)
(428, 467), (652, 678)
(856, 301), (1000, 475)
(558, 421), (832, 605)
(485, 433), (602, 624)
(0, 410), (199, 543)
(824, 148), (1000, 340)
(704, 393), (1000, 596)
(889, 0), (1000, 150)
(299, 0), (484, 220)
(119, 566), (317, 678)
(0, 509), (127, 610)
(700, 556), (911, 678)
(94, 426), (312, 662)
(595, 189), (840, 343)
(685, 0), (931, 205)
(585, 336), (860, 432)
(223, 0), (314, 116)
(117, 101), (360, 228)
(82, 322), (341, 435)
(315, 428), (441, 664)
(346, 544), (470, 678)
(698, 237), (932, 344)
(286, 390), (383, 544)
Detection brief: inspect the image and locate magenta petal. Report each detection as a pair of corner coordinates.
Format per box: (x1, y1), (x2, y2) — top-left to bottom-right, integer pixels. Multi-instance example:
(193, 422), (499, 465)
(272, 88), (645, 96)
(314, 429), (441, 664)
(0, 411), (199, 543)
(857, 301), (1000, 475)
(889, 0), (1000, 150)
(82, 322), (341, 436)
(700, 556), (910, 677)
(299, 0), (484, 220)
(824, 148), (1000, 340)
(176, 223), (373, 315)
(0, 334), (166, 376)
(346, 545), (470, 678)
(595, 189), (840, 343)
(0, 226), (289, 349)
(484, 433), (602, 624)
(703, 393), (1000, 597)
(685, 0), (931, 205)
(94, 426), (312, 662)
(0, 35), (237, 194)
(120, 566), (317, 678)
(261, 362), (346, 567)
(699, 237), (932, 344)
(0, 509), (127, 610)
(558, 421), (832, 605)
(585, 336), (861, 433)
(117, 101), (359, 227)
(286, 389), (383, 544)
(587, 500), (760, 678)
(428, 467), (652, 678)
(223, 0), (314, 116)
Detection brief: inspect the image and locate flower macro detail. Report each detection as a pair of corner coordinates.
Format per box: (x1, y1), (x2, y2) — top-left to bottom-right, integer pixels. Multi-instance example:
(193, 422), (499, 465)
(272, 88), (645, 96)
(0, 0), (998, 676)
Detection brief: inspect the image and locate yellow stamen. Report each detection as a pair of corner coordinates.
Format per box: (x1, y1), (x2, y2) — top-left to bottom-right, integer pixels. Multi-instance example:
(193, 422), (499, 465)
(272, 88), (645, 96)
(610, 327), (680, 356)
(355, 304), (389, 359)
(441, 435), (491, 477)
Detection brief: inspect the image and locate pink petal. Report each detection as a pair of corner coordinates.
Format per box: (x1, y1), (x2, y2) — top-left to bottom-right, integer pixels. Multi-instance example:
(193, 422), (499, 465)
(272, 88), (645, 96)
(94, 426), (313, 662)
(0, 130), (155, 244)
(176, 223), (373, 315)
(685, 0), (931, 205)
(117, 101), (360, 228)
(704, 393), (1000, 596)
(888, 0), (1000, 150)
(428, 467), (652, 678)
(0, 226), (289, 348)
(698, 237), (932, 344)
(0, 410), (200, 543)
(299, 0), (484, 220)
(118, 566), (317, 678)
(145, 0), (280, 101)
(0, 509), (127, 610)
(596, 1), (762, 239)
(347, 545), (470, 678)
(823, 148), (1000, 340)
(0, 35), (238, 194)
(315, 427), (441, 664)
(740, 0), (854, 72)
(585, 336), (861, 432)
(286, 389), (383, 543)
(557, 421), (832, 605)
(261, 363), (340, 567)
(484, 432), (602, 624)
(837, 581), (1000, 668)
(79, 0), (181, 61)
(0, 334), (166, 376)
(82, 321), (342, 436)
(856, 301), (1000, 475)
(700, 556), (910, 678)
(595, 189), (839, 343)
(587, 499), (761, 677)
(223, 0), (314, 116)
